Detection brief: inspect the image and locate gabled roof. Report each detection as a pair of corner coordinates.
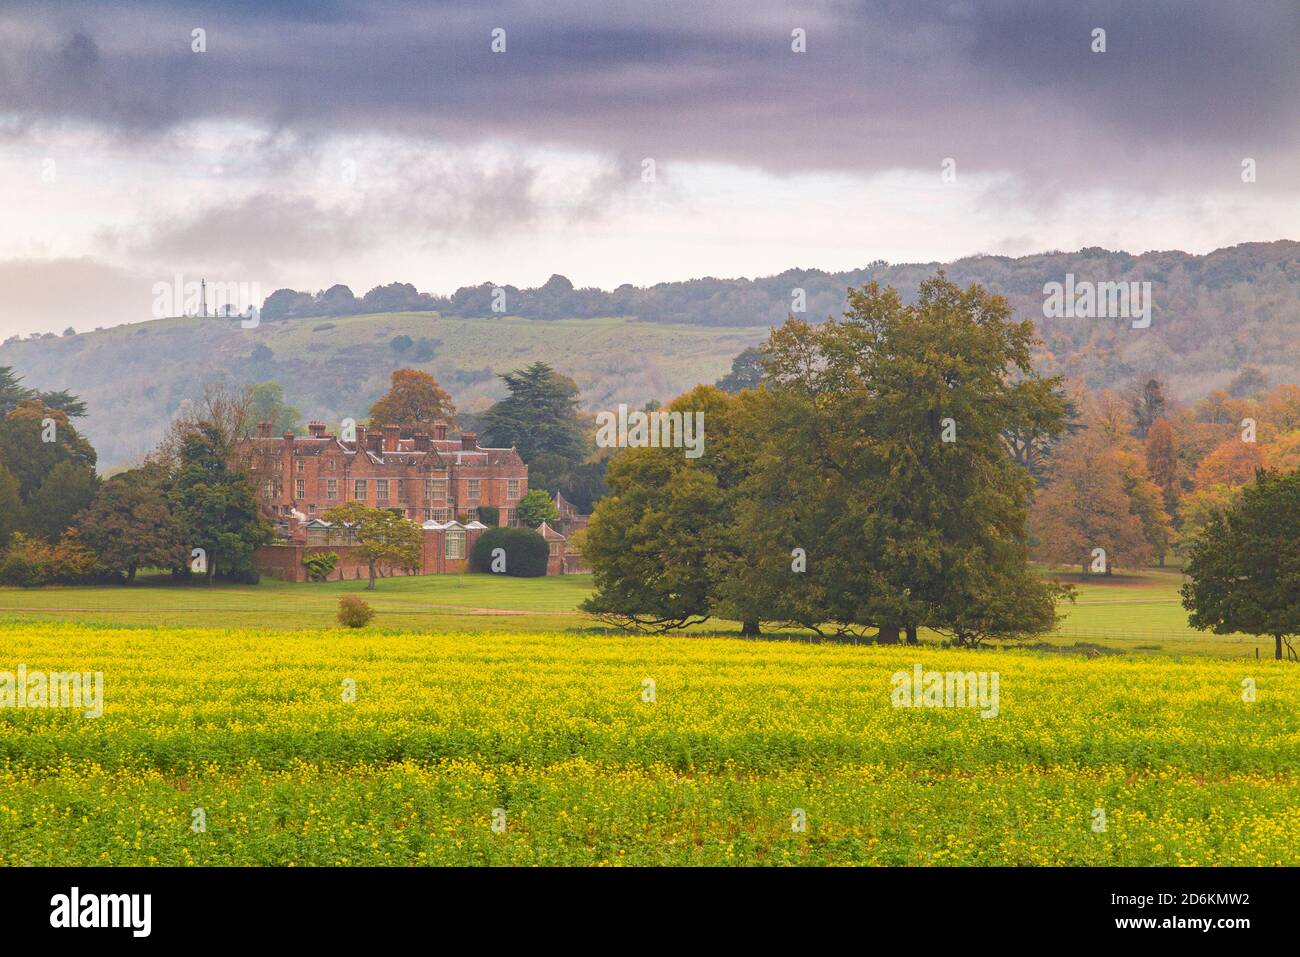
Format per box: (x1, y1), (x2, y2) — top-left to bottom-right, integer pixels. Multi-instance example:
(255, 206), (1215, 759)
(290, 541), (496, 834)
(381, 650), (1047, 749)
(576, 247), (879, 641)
(536, 521), (566, 542)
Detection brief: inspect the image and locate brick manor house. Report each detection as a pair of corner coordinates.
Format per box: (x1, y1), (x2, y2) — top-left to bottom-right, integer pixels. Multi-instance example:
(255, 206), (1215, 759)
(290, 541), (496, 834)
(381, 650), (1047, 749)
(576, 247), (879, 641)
(239, 420), (585, 580)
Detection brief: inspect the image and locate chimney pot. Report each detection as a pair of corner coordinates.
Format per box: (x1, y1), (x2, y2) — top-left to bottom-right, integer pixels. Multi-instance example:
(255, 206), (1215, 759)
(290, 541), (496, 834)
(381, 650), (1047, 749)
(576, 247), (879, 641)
(257, 420), (272, 438)
(460, 431), (477, 451)
(383, 425), (401, 452)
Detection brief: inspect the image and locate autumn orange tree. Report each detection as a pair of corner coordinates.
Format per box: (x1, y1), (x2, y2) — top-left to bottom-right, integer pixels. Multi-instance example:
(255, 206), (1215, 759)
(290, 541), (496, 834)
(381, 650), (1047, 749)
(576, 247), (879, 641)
(1144, 417), (1179, 516)
(368, 369), (456, 429)
(1032, 432), (1153, 574)
(1193, 438), (1268, 489)
(1264, 430), (1300, 472)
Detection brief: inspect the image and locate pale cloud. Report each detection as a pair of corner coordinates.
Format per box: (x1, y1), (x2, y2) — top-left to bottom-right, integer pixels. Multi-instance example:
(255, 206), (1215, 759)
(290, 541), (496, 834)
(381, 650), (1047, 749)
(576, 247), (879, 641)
(0, 0), (1294, 335)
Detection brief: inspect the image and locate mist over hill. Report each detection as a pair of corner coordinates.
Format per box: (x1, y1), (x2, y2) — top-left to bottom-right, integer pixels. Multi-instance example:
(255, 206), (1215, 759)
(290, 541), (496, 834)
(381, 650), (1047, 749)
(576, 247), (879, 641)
(4, 241), (1297, 471)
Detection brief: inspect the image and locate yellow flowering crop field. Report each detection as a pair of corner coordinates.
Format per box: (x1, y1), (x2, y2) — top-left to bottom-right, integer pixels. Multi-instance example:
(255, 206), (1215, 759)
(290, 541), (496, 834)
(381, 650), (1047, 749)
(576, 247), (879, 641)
(0, 623), (1295, 866)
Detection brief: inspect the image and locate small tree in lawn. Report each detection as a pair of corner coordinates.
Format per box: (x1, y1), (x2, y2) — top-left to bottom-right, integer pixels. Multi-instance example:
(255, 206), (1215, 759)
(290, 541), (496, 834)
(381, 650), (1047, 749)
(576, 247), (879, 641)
(515, 488), (559, 528)
(1181, 468), (1300, 661)
(322, 502), (422, 590)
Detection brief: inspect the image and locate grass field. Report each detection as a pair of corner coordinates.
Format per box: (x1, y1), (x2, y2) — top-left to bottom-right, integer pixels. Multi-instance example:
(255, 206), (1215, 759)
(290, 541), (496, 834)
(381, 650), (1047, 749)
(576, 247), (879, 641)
(0, 623), (1295, 865)
(0, 567), (1277, 658)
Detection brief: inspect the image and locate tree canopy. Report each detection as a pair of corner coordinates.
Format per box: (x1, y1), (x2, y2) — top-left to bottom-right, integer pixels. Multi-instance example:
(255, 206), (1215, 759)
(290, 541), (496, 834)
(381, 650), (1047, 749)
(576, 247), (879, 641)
(321, 501), (423, 589)
(1182, 468), (1300, 660)
(583, 273), (1072, 640)
(368, 369), (456, 429)
(479, 362), (586, 463)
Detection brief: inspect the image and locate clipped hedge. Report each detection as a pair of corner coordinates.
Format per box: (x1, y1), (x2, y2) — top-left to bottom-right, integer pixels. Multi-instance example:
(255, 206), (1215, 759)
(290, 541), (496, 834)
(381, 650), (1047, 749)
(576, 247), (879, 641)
(469, 527), (549, 577)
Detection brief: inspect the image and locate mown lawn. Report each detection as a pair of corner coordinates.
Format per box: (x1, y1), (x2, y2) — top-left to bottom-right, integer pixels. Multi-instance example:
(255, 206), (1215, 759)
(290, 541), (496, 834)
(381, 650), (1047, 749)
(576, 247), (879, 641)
(0, 567), (1275, 658)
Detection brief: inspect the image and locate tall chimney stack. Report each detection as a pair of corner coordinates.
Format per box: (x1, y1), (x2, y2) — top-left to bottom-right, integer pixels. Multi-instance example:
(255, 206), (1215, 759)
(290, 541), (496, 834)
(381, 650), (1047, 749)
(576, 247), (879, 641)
(460, 431), (477, 451)
(383, 425), (400, 452)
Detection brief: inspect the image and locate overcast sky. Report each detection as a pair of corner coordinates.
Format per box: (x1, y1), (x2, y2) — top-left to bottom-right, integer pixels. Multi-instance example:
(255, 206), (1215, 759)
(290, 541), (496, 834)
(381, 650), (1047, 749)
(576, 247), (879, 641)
(1, 0), (1297, 335)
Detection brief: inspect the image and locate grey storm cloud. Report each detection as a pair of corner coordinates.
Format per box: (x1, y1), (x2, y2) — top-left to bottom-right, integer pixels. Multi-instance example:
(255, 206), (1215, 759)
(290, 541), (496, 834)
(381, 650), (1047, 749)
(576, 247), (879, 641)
(0, 0), (1296, 192)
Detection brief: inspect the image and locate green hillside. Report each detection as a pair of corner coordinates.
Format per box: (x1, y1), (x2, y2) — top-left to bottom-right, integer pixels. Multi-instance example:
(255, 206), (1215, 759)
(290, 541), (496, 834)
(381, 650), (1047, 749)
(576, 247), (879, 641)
(0, 313), (764, 468)
(5, 240), (1299, 470)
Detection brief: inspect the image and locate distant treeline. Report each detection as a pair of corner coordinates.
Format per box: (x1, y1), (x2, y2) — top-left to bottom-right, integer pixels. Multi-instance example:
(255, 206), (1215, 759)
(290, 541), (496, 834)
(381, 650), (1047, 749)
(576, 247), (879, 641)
(259, 243), (1300, 340)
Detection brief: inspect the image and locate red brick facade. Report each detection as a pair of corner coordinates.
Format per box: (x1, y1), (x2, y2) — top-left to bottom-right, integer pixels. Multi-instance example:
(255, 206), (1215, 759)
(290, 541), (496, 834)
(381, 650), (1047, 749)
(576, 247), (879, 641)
(239, 420), (528, 526)
(240, 420), (592, 581)
(253, 523), (489, 582)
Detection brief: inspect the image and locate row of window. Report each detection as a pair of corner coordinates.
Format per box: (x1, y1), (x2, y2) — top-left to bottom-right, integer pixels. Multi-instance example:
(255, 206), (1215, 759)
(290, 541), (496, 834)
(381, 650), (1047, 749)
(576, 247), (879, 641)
(273, 478), (517, 501)
(270, 478), (523, 502)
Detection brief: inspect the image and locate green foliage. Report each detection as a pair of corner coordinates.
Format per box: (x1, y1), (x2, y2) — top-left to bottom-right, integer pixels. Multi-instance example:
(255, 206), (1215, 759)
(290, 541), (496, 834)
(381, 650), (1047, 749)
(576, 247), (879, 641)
(581, 387), (736, 632)
(1182, 468), (1300, 660)
(585, 275), (1068, 642)
(0, 367), (86, 419)
(715, 346), (764, 393)
(475, 505), (499, 527)
(527, 453), (607, 513)
(479, 362), (586, 463)
(248, 382), (301, 435)
(170, 419), (273, 583)
(470, 527), (549, 577)
(321, 501), (422, 590)
(74, 466), (185, 581)
(515, 488), (559, 528)
(22, 460), (99, 543)
(0, 400), (97, 501)
(304, 551), (340, 582)
(0, 464), (22, 550)
(336, 593), (375, 628)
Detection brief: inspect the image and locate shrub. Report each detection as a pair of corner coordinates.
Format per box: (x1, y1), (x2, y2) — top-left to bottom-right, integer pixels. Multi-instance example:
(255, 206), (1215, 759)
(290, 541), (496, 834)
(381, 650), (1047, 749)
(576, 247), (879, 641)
(469, 527), (549, 577)
(304, 551), (340, 582)
(476, 505), (500, 527)
(337, 594), (375, 628)
(0, 533), (95, 586)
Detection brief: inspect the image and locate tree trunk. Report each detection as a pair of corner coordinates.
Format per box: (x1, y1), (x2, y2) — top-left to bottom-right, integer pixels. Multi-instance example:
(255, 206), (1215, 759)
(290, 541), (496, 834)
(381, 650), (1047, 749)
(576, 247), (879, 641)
(877, 624), (900, 644)
(368, 559), (377, 590)
(740, 620), (761, 637)
(127, 563), (137, 583)
(905, 624), (918, 645)
(1276, 633), (1283, 661)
